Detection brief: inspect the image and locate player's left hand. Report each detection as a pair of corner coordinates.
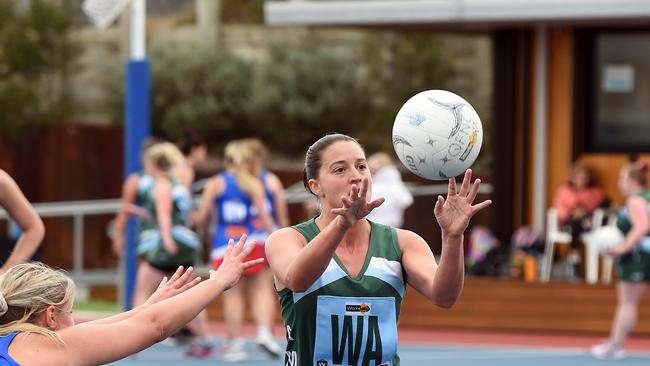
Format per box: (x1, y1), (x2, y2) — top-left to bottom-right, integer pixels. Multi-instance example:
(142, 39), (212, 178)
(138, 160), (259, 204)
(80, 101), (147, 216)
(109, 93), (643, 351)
(144, 266), (202, 307)
(434, 169), (492, 238)
(210, 234), (264, 290)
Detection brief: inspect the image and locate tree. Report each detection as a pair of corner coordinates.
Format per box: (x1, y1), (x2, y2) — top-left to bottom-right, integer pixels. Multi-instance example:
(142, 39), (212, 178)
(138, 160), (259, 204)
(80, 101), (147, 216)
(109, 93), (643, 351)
(0, 0), (78, 138)
(359, 31), (455, 152)
(249, 32), (370, 154)
(100, 39), (256, 147)
(149, 40), (254, 143)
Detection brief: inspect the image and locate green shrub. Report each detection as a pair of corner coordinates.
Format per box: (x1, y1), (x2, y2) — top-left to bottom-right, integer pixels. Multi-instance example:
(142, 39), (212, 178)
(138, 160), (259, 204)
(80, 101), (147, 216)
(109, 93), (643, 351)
(0, 0), (78, 138)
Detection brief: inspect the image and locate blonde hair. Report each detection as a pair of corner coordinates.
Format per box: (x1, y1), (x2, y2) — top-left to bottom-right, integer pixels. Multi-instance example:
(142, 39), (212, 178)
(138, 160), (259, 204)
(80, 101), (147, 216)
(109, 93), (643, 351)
(0, 262), (75, 344)
(241, 138), (268, 175)
(144, 142), (185, 172)
(224, 140), (257, 195)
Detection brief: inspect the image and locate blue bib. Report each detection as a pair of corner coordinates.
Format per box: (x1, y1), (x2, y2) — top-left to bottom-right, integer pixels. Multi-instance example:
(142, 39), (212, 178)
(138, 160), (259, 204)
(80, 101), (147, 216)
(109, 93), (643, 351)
(0, 332), (21, 366)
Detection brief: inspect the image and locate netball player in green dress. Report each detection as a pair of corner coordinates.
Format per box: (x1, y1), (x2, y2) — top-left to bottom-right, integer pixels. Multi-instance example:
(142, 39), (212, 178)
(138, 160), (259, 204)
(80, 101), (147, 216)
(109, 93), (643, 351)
(266, 133), (491, 366)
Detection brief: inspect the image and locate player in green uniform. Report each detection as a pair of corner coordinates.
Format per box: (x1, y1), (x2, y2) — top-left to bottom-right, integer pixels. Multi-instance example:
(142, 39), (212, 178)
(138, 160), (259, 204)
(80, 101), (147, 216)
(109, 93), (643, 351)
(265, 133), (491, 366)
(592, 161), (650, 359)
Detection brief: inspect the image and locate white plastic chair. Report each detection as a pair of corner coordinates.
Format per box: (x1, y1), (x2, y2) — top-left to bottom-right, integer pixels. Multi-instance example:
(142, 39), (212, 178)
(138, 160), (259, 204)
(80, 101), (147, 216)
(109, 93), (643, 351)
(583, 211), (616, 284)
(540, 208), (605, 282)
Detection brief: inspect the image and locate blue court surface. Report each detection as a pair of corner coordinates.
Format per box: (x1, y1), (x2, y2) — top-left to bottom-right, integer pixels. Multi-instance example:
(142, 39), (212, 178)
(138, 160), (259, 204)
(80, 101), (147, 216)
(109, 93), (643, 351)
(109, 338), (650, 366)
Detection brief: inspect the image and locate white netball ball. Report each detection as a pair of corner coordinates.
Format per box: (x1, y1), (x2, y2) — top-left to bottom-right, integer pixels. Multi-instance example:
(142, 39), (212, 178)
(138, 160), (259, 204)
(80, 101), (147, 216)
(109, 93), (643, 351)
(392, 90), (483, 180)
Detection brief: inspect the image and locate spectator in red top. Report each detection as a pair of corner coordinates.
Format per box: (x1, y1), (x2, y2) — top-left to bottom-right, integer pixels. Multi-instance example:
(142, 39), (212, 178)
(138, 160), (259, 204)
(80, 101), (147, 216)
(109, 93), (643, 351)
(553, 162), (608, 269)
(554, 163), (606, 225)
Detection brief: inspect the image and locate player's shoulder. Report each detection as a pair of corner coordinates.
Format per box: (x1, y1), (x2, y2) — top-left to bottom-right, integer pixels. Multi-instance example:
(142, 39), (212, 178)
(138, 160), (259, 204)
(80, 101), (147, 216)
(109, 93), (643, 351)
(627, 194), (649, 208)
(266, 226), (307, 255)
(207, 173), (226, 191)
(268, 226), (305, 243)
(395, 228), (427, 249)
(125, 172), (140, 184)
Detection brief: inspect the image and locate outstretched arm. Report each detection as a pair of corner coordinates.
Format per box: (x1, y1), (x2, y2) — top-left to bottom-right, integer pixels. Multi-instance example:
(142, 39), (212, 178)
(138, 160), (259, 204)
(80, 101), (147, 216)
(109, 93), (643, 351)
(59, 235), (263, 366)
(402, 169), (491, 308)
(0, 170), (44, 274)
(83, 266), (202, 326)
(195, 177), (220, 226)
(112, 174), (139, 256)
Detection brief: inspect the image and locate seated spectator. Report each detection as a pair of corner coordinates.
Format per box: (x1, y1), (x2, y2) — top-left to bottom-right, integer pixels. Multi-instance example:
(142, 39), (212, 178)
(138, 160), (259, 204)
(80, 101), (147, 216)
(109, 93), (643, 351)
(553, 162), (608, 274)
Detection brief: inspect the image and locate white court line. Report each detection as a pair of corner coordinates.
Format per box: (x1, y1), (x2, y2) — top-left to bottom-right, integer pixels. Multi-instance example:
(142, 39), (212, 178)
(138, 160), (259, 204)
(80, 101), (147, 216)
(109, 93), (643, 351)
(401, 345), (650, 360)
(401, 348), (587, 360)
(405, 342), (588, 353)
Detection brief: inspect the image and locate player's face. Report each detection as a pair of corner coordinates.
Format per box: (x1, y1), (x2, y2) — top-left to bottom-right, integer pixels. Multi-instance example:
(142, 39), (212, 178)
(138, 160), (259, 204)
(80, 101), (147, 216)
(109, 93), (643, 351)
(571, 169), (589, 189)
(312, 141), (371, 208)
(191, 145), (207, 162)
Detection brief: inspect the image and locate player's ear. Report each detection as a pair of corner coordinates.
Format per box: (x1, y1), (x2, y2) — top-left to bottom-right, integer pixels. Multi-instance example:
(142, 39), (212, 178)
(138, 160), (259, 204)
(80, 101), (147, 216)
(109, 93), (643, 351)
(308, 179), (323, 197)
(43, 305), (57, 330)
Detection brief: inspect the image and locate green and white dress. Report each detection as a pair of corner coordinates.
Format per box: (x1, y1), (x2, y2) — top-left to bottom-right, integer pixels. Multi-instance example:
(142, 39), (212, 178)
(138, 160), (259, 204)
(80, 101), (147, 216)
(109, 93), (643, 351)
(278, 218), (405, 366)
(616, 190), (650, 282)
(136, 174), (200, 270)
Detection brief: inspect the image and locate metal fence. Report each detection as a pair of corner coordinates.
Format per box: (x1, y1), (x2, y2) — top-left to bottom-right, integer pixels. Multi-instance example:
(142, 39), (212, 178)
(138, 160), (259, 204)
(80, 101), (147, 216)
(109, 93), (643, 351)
(0, 199), (122, 286)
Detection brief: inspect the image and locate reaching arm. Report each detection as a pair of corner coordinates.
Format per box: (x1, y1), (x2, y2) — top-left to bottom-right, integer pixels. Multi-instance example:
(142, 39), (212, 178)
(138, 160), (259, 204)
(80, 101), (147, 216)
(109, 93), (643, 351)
(266, 216), (349, 292)
(402, 169), (491, 309)
(0, 170), (44, 273)
(83, 266), (201, 326)
(266, 178), (383, 292)
(195, 176), (221, 227)
(112, 174), (139, 256)
(58, 235), (262, 366)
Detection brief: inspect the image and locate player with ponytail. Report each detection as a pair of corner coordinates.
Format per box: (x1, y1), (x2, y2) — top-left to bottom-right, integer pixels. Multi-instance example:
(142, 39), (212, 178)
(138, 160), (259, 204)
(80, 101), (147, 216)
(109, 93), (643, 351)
(592, 160), (650, 359)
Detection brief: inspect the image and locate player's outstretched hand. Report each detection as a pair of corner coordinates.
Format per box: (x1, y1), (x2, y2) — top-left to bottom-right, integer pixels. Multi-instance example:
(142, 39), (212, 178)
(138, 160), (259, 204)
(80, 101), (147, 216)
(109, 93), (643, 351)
(434, 169), (492, 238)
(144, 266), (202, 307)
(331, 177), (384, 228)
(209, 234), (264, 290)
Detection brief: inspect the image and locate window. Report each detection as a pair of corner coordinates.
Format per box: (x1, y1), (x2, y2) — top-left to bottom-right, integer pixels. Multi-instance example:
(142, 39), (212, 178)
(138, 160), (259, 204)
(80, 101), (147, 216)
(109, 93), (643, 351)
(574, 29), (650, 153)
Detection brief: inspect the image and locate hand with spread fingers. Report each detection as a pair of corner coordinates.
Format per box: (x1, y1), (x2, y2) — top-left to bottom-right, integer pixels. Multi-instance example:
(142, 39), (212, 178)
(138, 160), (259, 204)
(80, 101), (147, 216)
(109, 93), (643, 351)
(144, 265), (202, 307)
(331, 177), (385, 228)
(434, 169), (492, 238)
(209, 234), (265, 290)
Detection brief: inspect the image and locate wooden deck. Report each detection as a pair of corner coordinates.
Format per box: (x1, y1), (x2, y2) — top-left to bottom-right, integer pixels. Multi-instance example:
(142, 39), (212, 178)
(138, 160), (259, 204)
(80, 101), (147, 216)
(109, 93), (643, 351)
(397, 277), (650, 335)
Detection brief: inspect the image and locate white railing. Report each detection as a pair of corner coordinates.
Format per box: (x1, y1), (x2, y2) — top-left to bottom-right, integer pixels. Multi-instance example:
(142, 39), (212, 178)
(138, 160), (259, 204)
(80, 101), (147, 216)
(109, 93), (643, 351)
(0, 199), (121, 286)
(0, 181), (493, 287)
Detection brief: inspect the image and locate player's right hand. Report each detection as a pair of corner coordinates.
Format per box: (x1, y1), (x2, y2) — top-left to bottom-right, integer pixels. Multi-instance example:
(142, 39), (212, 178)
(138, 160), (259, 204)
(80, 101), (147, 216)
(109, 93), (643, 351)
(331, 177), (384, 228)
